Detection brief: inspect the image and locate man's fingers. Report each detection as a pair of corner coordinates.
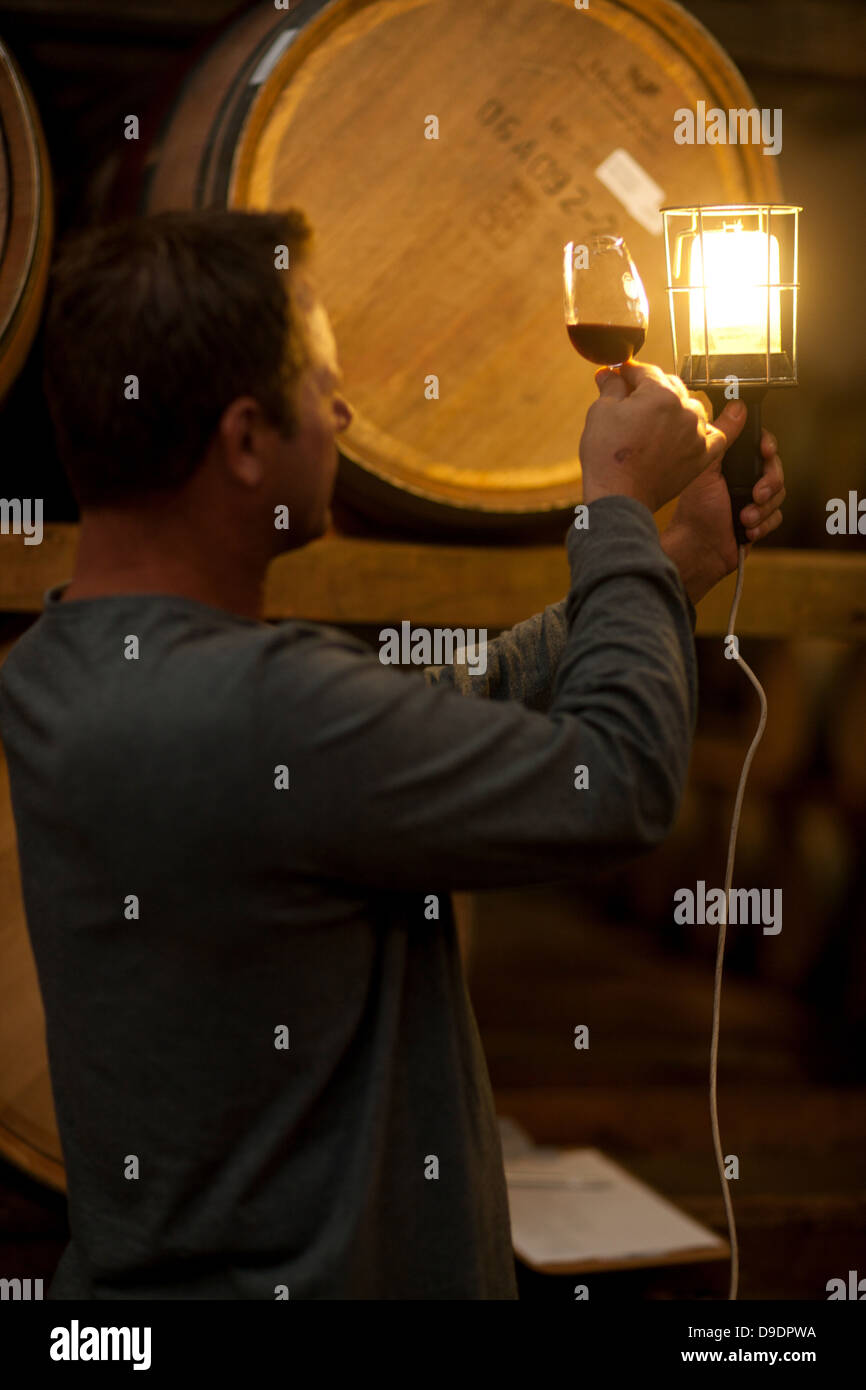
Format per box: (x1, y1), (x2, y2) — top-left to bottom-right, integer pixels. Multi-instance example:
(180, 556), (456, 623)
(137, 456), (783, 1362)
(617, 360), (672, 391)
(594, 367), (629, 400)
(760, 428), (778, 456)
(709, 398), (748, 452)
(683, 395), (710, 428)
(743, 506), (784, 543)
(754, 445), (784, 501)
(741, 484), (786, 526)
(703, 420), (733, 465)
(741, 428), (785, 535)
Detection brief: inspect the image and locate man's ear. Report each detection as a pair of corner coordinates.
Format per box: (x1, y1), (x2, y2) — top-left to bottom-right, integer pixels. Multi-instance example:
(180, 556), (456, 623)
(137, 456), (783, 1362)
(218, 397), (268, 488)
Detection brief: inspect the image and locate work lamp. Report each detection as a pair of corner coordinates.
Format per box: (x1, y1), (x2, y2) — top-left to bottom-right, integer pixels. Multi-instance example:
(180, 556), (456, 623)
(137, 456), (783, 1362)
(661, 204), (801, 543)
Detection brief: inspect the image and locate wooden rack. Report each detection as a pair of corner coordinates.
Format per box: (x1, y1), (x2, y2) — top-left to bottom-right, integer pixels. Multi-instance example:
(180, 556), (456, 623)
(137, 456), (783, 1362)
(1, 526), (864, 640)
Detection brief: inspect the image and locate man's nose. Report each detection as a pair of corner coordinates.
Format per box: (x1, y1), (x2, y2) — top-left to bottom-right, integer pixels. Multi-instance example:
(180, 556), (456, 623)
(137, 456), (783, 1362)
(335, 396), (353, 431)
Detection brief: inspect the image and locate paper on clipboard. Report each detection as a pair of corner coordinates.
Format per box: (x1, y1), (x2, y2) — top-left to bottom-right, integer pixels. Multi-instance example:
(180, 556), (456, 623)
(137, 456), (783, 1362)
(502, 1137), (728, 1272)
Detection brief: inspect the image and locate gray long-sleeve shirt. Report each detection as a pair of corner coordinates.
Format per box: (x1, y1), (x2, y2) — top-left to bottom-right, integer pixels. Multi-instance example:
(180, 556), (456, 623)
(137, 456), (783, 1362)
(0, 495), (697, 1299)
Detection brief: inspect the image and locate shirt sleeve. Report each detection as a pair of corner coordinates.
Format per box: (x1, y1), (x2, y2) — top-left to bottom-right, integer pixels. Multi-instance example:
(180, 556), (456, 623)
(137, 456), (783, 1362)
(423, 596), (570, 711)
(257, 495), (698, 892)
(423, 534), (698, 712)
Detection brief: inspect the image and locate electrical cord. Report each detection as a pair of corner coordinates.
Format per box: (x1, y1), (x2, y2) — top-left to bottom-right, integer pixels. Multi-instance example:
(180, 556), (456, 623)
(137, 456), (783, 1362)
(709, 543), (768, 1301)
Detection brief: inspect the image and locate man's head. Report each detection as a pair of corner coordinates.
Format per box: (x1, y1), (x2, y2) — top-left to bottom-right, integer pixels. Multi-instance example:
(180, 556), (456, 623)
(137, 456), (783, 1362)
(42, 208), (352, 552)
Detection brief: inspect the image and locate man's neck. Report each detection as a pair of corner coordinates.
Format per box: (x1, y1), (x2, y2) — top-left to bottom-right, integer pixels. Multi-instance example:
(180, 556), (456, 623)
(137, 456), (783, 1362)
(64, 510), (269, 622)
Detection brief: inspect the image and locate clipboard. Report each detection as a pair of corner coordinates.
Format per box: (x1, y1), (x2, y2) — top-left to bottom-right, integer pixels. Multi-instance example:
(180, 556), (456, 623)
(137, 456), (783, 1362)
(500, 1121), (729, 1275)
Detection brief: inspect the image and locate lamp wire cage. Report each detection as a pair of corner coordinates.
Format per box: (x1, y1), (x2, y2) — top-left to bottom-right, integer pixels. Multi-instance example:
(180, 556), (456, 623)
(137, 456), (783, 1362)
(660, 203), (802, 547)
(661, 204), (801, 390)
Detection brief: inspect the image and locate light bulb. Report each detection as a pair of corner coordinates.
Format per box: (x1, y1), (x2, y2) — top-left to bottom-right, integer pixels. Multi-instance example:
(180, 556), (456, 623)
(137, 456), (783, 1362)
(688, 224), (781, 356)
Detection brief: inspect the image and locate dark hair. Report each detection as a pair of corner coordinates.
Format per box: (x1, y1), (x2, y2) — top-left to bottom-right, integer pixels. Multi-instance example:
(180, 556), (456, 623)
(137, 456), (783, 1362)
(42, 208), (314, 506)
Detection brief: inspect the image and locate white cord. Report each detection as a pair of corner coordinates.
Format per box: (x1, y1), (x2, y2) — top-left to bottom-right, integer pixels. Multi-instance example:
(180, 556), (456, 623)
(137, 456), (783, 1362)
(709, 543), (768, 1301)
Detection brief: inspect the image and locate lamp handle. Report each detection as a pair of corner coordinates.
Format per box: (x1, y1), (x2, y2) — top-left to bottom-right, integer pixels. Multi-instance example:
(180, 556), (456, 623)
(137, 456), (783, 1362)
(706, 387), (768, 546)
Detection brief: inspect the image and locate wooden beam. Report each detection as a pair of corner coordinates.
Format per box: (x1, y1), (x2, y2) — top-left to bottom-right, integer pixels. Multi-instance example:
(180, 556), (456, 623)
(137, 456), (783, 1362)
(493, 1084), (866, 1152)
(1, 526), (864, 640)
(691, 550), (866, 640)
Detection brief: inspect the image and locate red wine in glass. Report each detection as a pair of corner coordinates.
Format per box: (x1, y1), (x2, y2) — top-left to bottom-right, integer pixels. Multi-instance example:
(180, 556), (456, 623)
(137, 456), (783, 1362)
(563, 235), (649, 367)
(566, 322), (646, 365)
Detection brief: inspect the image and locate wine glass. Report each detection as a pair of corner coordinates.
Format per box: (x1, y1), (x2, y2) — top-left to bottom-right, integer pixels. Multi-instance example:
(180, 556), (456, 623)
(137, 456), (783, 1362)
(563, 234), (649, 366)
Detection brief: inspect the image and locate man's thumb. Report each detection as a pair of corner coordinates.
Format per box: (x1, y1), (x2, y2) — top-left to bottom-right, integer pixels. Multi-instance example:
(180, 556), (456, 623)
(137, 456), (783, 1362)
(595, 367), (628, 400)
(711, 396), (747, 447)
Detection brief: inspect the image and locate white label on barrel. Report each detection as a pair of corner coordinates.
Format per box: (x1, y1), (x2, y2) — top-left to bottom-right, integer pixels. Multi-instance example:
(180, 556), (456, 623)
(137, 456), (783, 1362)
(594, 149), (664, 236)
(249, 29), (299, 86)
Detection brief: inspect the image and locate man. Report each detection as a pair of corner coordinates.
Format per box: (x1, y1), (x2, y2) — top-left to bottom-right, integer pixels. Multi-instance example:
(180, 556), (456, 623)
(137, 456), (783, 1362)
(0, 210), (784, 1300)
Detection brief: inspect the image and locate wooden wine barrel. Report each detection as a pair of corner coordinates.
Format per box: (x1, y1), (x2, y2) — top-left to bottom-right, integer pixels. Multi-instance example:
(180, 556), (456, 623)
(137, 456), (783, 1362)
(134, 0), (782, 528)
(0, 634), (65, 1191)
(0, 42), (53, 403)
